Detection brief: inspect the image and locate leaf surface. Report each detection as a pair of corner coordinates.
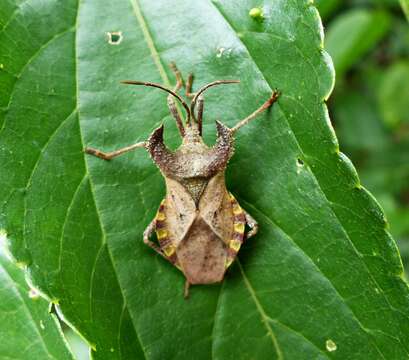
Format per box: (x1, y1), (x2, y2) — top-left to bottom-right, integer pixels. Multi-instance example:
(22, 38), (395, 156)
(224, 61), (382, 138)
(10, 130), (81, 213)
(1, 0), (409, 359)
(0, 245), (73, 359)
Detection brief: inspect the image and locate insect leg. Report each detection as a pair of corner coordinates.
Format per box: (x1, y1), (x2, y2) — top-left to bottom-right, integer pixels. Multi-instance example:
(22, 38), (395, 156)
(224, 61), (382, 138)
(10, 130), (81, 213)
(167, 96), (185, 137)
(231, 90), (280, 133)
(168, 63), (186, 136)
(169, 62), (183, 92)
(143, 219), (168, 259)
(85, 141), (146, 161)
(169, 62), (196, 98)
(196, 95), (204, 135)
(243, 210), (259, 239)
(185, 73), (196, 98)
(184, 280), (191, 299)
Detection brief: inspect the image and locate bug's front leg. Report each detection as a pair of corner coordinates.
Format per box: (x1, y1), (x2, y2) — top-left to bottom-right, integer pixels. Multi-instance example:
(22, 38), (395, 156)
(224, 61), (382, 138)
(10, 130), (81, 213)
(85, 141), (146, 160)
(169, 62), (195, 98)
(244, 210), (259, 239)
(185, 73), (195, 98)
(196, 95), (204, 135)
(144, 218), (190, 299)
(231, 90), (280, 133)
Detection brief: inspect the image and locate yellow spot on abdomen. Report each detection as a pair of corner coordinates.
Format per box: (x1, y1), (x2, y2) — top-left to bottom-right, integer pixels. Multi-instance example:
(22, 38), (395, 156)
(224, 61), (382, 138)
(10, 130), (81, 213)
(156, 229), (168, 239)
(156, 211), (166, 221)
(225, 257), (234, 268)
(163, 245), (175, 257)
(232, 203), (243, 215)
(229, 239), (242, 252)
(234, 223), (245, 234)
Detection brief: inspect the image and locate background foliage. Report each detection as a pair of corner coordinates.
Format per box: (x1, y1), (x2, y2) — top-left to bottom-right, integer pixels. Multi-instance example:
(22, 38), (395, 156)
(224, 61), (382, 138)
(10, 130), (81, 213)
(316, 0), (409, 279)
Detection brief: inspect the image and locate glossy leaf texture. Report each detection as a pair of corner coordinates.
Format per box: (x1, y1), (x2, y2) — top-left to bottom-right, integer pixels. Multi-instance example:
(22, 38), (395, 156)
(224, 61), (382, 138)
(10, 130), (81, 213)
(0, 247), (73, 359)
(1, 0), (409, 359)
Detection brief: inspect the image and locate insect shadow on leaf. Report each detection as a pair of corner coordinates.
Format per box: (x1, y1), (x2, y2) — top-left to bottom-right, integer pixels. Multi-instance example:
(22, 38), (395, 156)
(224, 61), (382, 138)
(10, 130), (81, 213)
(85, 63), (280, 298)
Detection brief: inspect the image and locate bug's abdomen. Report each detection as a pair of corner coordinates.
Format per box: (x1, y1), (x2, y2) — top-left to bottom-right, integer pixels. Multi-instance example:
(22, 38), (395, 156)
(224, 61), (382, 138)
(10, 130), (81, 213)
(176, 193), (246, 284)
(177, 217), (227, 284)
(154, 174), (247, 284)
(224, 194), (246, 268)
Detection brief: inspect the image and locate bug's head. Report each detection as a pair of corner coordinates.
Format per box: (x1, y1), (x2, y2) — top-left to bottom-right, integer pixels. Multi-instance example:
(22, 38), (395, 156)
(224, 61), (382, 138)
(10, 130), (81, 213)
(145, 120), (234, 181)
(121, 78), (239, 181)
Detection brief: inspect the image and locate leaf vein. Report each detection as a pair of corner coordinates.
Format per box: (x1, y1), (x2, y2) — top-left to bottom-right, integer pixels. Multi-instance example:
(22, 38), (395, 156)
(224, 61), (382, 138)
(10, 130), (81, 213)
(237, 260), (284, 360)
(0, 26), (75, 138)
(129, 0), (171, 86)
(240, 199), (386, 359)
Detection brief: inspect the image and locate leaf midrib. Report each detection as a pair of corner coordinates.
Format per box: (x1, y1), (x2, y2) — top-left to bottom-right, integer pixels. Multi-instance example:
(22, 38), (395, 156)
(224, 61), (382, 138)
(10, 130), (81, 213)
(74, 0), (147, 357)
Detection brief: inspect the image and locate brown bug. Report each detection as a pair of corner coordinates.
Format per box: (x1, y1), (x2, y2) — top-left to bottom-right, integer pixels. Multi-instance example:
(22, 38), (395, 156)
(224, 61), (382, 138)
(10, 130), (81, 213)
(85, 63), (279, 297)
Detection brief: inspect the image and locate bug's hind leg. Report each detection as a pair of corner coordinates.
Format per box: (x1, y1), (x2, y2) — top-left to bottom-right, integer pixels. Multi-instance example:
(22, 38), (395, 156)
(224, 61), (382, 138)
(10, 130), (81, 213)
(184, 280), (190, 299)
(143, 219), (167, 258)
(144, 209), (181, 268)
(244, 210), (259, 239)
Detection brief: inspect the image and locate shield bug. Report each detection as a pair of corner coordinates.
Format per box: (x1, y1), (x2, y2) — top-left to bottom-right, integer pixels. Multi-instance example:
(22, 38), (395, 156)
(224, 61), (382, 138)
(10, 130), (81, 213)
(85, 63), (279, 297)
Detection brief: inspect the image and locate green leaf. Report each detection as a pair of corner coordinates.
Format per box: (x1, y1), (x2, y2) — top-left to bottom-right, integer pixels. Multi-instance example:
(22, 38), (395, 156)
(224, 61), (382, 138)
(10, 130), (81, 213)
(0, 239), (73, 359)
(359, 140), (409, 198)
(1, 0), (409, 359)
(314, 0), (342, 19)
(401, 0), (409, 20)
(65, 327), (91, 360)
(377, 61), (409, 127)
(325, 9), (391, 76)
(333, 90), (388, 151)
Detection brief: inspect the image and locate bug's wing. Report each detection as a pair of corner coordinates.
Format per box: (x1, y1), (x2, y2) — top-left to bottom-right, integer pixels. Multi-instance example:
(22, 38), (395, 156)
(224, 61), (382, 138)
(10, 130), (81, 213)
(163, 177), (197, 248)
(199, 174), (246, 269)
(198, 173), (236, 245)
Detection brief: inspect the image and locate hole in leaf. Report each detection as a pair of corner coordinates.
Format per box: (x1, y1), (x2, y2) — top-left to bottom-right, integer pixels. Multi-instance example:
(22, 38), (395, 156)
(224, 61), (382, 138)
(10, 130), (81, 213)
(296, 158), (305, 174)
(325, 339), (337, 352)
(106, 31), (123, 45)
